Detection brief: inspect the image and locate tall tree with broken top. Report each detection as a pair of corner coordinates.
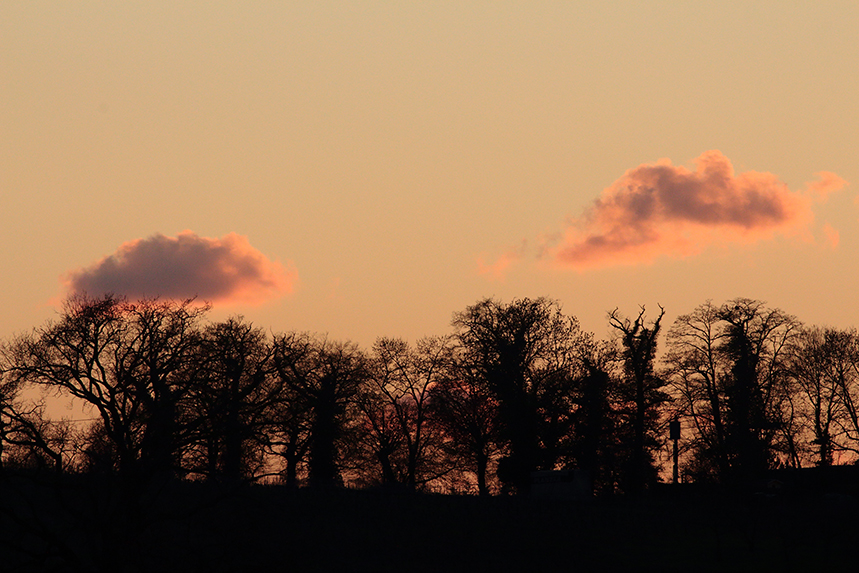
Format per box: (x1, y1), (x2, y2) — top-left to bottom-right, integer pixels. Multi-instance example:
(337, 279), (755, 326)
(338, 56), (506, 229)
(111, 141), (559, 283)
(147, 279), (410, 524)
(608, 305), (668, 494)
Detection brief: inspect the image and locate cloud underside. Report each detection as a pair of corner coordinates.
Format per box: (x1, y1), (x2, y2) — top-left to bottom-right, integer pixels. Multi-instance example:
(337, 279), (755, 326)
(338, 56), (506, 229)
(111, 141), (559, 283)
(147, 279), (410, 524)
(63, 231), (296, 305)
(552, 150), (846, 269)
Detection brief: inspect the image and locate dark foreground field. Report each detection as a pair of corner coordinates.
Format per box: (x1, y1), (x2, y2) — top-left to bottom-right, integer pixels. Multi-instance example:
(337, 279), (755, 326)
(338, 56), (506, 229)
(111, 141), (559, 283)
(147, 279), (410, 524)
(1, 473), (857, 571)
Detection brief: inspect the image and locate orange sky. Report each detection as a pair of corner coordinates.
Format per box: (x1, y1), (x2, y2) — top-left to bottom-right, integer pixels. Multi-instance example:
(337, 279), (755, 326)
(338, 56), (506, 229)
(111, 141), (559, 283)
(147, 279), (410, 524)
(2, 1), (858, 347)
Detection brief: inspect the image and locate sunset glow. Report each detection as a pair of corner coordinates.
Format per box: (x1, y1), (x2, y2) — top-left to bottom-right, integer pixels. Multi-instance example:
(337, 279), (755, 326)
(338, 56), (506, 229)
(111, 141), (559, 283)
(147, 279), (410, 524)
(1, 1), (857, 345)
(3, 6), (859, 569)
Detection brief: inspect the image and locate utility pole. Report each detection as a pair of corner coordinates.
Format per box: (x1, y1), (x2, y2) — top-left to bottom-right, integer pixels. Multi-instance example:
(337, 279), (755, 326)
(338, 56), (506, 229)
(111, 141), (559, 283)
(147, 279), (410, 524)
(669, 418), (680, 485)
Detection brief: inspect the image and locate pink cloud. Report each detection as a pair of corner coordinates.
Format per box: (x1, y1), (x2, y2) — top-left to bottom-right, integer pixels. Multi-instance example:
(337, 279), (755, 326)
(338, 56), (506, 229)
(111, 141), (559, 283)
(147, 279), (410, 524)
(550, 151), (847, 269)
(477, 254), (515, 281)
(807, 172), (848, 201)
(823, 224), (840, 249)
(63, 231), (297, 305)
(477, 244), (525, 281)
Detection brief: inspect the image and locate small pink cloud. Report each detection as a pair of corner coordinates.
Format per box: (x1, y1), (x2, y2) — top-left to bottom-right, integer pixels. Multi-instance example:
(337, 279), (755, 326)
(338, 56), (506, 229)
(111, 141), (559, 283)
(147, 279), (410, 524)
(477, 245), (523, 281)
(807, 172), (848, 201)
(63, 231), (297, 306)
(548, 151), (847, 269)
(823, 224), (840, 249)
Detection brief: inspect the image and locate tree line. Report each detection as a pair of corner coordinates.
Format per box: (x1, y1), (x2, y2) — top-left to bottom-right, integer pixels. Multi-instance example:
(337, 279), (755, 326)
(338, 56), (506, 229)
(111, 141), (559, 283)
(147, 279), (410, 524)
(1, 293), (858, 496)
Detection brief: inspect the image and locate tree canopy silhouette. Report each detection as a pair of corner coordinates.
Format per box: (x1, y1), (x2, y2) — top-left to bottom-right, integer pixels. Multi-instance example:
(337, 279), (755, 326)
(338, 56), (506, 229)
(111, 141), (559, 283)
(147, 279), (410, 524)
(452, 297), (592, 494)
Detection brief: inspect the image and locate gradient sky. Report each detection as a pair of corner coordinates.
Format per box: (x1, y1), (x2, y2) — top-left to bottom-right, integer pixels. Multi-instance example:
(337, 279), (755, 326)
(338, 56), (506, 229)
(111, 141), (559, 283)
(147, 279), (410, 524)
(2, 1), (858, 348)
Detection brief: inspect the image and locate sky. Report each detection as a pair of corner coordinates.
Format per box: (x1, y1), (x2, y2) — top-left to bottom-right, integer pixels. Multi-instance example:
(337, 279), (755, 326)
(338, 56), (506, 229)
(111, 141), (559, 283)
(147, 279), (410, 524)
(2, 1), (858, 349)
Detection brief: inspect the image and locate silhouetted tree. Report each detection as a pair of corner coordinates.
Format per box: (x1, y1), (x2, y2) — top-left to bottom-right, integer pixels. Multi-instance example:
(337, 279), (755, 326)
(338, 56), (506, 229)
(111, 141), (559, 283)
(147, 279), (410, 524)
(568, 340), (618, 494)
(428, 348), (502, 496)
(664, 300), (729, 481)
(720, 299), (799, 481)
(827, 330), (859, 457)
(272, 333), (367, 488)
(0, 400), (72, 473)
(608, 306), (668, 494)
(787, 327), (840, 466)
(789, 327), (859, 462)
(267, 379), (313, 487)
(184, 317), (278, 482)
(452, 297), (588, 494)
(1, 295), (208, 484)
(0, 295), (213, 571)
(1, 336), (78, 474)
(356, 336), (453, 489)
(666, 298), (800, 484)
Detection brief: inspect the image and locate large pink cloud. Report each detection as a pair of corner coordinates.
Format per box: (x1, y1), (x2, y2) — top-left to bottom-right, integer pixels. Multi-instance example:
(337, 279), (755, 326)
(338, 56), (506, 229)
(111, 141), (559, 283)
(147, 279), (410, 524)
(550, 151), (847, 269)
(63, 231), (297, 305)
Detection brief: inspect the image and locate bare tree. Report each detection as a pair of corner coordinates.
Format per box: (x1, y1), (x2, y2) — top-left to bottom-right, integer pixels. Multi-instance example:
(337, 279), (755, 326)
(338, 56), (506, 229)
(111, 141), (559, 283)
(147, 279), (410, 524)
(608, 305), (668, 494)
(0, 400), (73, 473)
(787, 327), (844, 466)
(428, 354), (502, 495)
(802, 328), (859, 460)
(2, 295), (208, 484)
(452, 297), (589, 494)
(664, 300), (729, 480)
(272, 333), (367, 488)
(720, 299), (800, 480)
(568, 339), (620, 494)
(665, 298), (801, 484)
(356, 336), (453, 490)
(266, 381), (312, 487)
(183, 317), (278, 482)
(0, 295), (212, 570)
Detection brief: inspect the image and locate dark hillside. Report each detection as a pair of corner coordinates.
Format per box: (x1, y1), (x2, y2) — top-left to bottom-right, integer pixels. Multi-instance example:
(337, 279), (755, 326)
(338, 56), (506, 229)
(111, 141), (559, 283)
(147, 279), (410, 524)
(1, 473), (857, 571)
